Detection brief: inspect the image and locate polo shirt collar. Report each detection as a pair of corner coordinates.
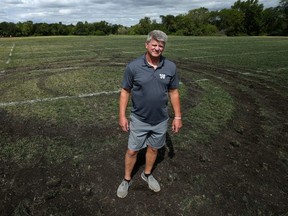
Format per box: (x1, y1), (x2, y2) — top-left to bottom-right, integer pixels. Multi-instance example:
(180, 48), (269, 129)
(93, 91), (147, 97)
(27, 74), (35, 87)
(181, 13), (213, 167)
(142, 54), (165, 68)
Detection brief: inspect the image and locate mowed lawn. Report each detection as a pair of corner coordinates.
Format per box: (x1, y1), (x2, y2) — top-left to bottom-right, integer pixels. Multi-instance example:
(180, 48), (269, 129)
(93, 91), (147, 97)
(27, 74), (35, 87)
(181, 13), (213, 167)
(0, 34), (287, 179)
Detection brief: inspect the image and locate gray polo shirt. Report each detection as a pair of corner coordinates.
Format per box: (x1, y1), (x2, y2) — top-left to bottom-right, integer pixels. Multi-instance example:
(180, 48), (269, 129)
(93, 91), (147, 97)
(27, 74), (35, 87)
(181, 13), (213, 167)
(122, 54), (179, 125)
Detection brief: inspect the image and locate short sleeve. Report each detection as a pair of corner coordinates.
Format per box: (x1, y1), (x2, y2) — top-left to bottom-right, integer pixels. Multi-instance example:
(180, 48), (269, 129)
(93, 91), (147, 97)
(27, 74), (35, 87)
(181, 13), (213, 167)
(122, 64), (133, 89)
(168, 64), (179, 89)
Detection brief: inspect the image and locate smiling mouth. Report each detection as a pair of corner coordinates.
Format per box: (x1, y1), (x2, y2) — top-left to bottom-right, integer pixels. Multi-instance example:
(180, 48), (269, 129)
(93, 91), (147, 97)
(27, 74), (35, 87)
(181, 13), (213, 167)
(152, 51), (161, 54)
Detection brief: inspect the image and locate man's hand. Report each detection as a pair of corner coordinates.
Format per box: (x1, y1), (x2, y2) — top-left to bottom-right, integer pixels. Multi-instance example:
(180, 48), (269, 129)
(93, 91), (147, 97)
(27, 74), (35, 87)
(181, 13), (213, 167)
(119, 116), (129, 132)
(172, 119), (182, 134)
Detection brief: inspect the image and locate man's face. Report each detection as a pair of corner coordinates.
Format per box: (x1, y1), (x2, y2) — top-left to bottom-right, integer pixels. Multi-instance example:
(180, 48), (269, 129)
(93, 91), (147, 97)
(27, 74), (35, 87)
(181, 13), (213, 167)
(145, 38), (165, 58)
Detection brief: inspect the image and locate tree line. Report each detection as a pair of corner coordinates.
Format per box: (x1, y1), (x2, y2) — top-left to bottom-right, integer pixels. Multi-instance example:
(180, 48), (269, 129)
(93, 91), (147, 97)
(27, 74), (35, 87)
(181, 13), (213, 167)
(1, 0), (287, 37)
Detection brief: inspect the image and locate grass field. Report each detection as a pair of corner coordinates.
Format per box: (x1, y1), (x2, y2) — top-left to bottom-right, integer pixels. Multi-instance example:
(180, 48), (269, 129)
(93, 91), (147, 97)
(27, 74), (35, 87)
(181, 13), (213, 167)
(0, 36), (287, 215)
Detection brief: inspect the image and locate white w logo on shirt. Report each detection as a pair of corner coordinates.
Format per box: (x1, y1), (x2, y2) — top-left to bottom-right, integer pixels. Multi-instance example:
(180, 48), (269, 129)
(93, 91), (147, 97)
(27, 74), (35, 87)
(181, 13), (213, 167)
(159, 74), (166, 79)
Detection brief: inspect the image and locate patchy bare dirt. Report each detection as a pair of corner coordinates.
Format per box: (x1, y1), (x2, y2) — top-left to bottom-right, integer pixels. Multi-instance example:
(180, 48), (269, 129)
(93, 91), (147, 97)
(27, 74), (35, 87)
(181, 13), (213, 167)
(0, 60), (287, 216)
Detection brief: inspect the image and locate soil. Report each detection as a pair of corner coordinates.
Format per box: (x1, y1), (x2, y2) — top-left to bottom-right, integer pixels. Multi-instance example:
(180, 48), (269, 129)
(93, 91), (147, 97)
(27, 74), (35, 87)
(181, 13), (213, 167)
(0, 60), (287, 216)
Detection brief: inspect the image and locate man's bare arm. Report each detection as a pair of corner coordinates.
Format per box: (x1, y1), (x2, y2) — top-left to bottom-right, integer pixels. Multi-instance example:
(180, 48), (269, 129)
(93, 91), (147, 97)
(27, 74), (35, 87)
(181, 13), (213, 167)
(119, 88), (131, 132)
(169, 88), (182, 133)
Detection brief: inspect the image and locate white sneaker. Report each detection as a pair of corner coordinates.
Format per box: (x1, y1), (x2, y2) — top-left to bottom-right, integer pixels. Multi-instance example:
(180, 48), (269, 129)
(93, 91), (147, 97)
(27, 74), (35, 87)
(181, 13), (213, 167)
(117, 179), (132, 198)
(141, 172), (161, 192)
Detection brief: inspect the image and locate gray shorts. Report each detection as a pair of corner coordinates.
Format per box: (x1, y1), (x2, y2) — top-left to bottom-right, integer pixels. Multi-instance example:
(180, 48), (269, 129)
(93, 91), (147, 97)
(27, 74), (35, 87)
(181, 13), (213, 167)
(128, 115), (168, 151)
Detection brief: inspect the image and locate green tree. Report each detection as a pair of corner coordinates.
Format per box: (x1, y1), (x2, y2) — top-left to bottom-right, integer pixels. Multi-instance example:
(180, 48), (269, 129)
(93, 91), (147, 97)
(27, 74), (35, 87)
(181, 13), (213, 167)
(160, 15), (177, 34)
(117, 26), (129, 35)
(93, 21), (111, 35)
(0, 22), (19, 37)
(232, 0), (264, 35)
(49, 22), (69, 35)
(280, 0), (288, 14)
(173, 14), (195, 35)
(162, 7), (217, 36)
(188, 8), (210, 26)
(133, 17), (153, 35)
(34, 23), (51, 36)
(279, 0), (288, 35)
(188, 7), (218, 35)
(18, 21), (34, 36)
(262, 7), (285, 35)
(75, 21), (89, 35)
(217, 9), (245, 35)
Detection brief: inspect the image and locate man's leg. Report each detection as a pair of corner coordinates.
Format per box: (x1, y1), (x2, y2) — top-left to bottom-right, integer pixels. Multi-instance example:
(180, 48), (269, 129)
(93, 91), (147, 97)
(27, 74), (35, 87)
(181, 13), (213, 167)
(144, 146), (158, 174)
(117, 149), (138, 198)
(124, 149), (138, 180)
(141, 145), (161, 192)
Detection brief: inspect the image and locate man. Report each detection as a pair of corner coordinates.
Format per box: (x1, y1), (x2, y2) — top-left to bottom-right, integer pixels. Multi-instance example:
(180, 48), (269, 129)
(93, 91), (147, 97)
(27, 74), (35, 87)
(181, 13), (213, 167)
(117, 30), (182, 198)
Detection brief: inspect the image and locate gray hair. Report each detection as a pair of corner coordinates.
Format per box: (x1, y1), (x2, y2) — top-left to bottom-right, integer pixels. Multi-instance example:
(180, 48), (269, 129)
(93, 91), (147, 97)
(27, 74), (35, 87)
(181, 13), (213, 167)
(146, 30), (168, 43)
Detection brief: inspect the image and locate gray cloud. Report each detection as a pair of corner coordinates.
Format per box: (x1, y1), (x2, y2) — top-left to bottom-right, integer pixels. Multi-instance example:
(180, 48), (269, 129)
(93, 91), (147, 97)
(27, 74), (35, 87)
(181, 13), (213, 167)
(0, 0), (279, 26)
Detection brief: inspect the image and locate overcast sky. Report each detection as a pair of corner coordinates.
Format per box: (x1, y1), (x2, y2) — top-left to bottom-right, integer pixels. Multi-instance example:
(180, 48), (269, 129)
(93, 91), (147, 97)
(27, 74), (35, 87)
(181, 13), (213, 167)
(0, 0), (280, 27)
